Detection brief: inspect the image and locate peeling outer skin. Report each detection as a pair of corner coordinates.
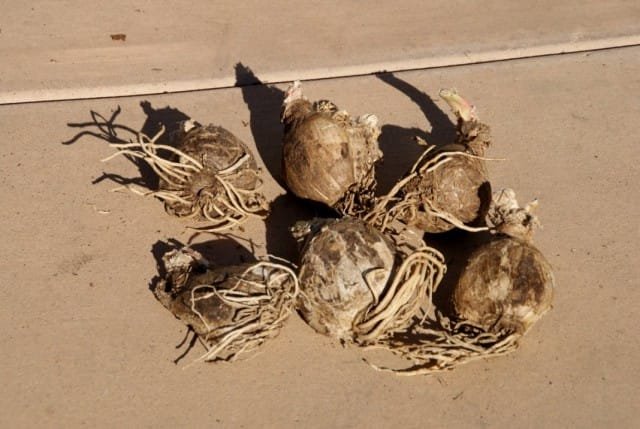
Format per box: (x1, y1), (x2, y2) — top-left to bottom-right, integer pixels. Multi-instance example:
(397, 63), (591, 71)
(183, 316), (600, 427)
(154, 254), (265, 338)
(296, 218), (396, 342)
(283, 110), (354, 205)
(295, 217), (446, 345)
(281, 85), (382, 215)
(453, 236), (555, 335)
(152, 247), (299, 362)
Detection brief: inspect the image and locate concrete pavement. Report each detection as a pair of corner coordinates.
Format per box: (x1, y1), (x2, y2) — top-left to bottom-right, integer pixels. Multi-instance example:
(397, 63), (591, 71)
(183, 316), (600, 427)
(1, 0), (639, 103)
(1, 3), (639, 427)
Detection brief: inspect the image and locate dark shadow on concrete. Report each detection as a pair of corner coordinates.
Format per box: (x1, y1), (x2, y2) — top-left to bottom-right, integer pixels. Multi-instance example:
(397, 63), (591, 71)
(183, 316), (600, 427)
(263, 194), (337, 263)
(150, 238), (257, 281)
(424, 229), (493, 317)
(139, 101), (191, 150)
(374, 73), (457, 194)
(234, 62), (286, 187)
(234, 62), (341, 260)
(63, 106), (137, 146)
(63, 102), (191, 190)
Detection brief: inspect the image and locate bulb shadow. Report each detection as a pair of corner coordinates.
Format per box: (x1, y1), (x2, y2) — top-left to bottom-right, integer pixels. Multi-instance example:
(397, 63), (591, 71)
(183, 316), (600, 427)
(149, 237), (257, 289)
(263, 194), (337, 263)
(425, 229), (494, 318)
(374, 72), (457, 194)
(63, 102), (192, 190)
(234, 62), (340, 261)
(234, 62), (286, 188)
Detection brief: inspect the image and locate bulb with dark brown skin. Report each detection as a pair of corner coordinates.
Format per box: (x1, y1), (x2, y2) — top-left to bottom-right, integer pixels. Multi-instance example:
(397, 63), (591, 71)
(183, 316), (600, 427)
(452, 189), (555, 335)
(281, 81), (382, 216)
(397, 89), (493, 233)
(160, 123), (268, 220)
(153, 248), (263, 338)
(152, 246), (299, 362)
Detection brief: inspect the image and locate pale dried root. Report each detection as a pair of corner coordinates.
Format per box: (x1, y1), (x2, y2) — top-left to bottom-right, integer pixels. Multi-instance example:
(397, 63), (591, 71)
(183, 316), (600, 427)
(353, 246), (447, 345)
(364, 311), (520, 376)
(334, 172), (378, 217)
(366, 143), (503, 233)
(102, 126), (267, 232)
(102, 126), (201, 188)
(186, 174), (267, 233)
(188, 260), (299, 365)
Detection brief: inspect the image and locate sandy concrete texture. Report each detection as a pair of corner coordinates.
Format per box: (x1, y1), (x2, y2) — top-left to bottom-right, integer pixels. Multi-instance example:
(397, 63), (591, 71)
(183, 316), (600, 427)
(1, 47), (639, 427)
(2, 0), (640, 103)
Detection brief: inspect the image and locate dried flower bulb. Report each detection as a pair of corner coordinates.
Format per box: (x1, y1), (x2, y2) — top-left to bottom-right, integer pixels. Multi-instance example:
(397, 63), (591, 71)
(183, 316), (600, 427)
(281, 81), (382, 216)
(372, 189), (554, 375)
(153, 247), (298, 362)
(453, 189), (554, 335)
(368, 88), (494, 233)
(103, 122), (268, 232)
(292, 217), (445, 345)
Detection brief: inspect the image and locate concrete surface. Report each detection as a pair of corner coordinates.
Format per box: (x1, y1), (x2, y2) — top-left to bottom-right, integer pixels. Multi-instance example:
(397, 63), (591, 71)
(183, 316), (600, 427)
(1, 45), (639, 427)
(2, 1), (640, 103)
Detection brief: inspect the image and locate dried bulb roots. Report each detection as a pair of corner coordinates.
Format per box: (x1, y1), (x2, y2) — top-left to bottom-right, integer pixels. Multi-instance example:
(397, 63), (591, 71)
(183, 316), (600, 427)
(153, 247), (299, 363)
(103, 123), (268, 232)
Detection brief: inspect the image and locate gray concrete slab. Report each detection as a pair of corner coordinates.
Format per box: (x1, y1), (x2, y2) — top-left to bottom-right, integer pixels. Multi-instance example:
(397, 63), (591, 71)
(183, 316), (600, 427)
(1, 1), (639, 103)
(0, 46), (638, 427)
